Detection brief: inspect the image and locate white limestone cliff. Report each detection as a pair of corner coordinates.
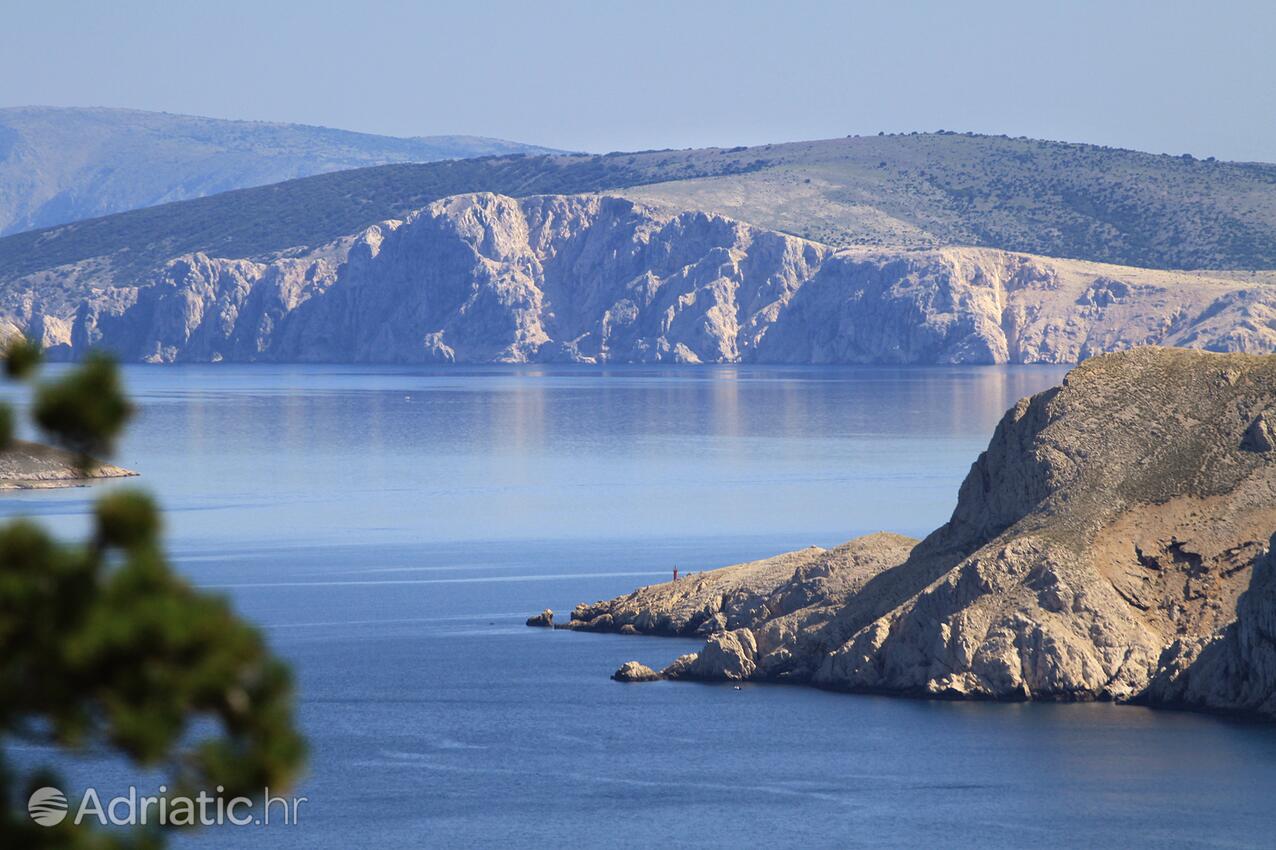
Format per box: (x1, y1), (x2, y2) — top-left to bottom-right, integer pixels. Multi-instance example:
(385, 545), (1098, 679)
(25, 193), (1276, 364)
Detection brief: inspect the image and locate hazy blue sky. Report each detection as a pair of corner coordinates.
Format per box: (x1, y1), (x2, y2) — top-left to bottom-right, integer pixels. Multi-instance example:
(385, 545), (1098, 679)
(3, 0), (1273, 160)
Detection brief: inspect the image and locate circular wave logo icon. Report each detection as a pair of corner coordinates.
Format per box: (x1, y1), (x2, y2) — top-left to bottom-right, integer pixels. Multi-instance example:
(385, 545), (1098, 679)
(28, 786), (68, 827)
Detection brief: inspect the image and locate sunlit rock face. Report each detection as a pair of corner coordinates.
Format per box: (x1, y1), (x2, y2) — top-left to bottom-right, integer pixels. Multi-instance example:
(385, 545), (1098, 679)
(565, 349), (1276, 718)
(41, 193), (1276, 364)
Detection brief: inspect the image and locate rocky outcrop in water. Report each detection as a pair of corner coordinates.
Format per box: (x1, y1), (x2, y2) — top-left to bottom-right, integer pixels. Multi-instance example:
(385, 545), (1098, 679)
(0, 439), (135, 489)
(562, 539), (908, 635)
(611, 662), (661, 683)
(20, 193), (1276, 365)
(526, 609), (554, 628)
(558, 349), (1276, 717)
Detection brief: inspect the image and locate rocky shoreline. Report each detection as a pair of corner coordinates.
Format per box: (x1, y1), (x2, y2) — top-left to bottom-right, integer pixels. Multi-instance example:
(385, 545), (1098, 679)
(532, 348), (1276, 719)
(0, 439), (136, 490)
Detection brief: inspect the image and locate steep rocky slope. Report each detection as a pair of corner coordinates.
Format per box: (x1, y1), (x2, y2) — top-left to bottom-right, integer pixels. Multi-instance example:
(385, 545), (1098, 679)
(1139, 532), (1276, 715)
(0, 106), (561, 235)
(15, 194), (1276, 365)
(555, 349), (1276, 716)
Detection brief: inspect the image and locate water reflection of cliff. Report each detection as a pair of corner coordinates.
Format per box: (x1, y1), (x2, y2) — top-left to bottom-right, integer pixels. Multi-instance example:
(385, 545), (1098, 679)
(101, 364), (1069, 546)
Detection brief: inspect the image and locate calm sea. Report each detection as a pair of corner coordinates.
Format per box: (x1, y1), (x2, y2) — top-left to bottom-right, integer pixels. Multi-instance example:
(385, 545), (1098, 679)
(5, 364), (1276, 849)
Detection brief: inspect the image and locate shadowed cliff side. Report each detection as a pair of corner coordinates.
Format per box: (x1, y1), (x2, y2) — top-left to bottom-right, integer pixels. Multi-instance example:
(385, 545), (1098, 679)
(1138, 531), (1276, 716)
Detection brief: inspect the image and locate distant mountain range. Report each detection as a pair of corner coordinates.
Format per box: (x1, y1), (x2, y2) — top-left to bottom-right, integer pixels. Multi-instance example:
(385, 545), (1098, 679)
(3, 131), (1276, 296)
(0, 106), (563, 235)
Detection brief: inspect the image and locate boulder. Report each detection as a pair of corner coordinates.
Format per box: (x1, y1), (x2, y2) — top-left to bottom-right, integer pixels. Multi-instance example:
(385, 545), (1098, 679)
(525, 609), (554, 628)
(611, 661), (661, 683)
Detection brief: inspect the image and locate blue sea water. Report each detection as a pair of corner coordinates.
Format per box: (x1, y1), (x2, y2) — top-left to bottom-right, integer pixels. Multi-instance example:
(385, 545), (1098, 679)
(5, 364), (1276, 849)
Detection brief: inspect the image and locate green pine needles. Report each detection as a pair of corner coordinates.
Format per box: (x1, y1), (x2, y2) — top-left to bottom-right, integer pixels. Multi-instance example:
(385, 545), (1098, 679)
(0, 339), (305, 848)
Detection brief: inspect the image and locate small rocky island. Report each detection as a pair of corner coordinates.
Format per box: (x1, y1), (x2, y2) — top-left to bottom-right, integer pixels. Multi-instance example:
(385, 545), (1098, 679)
(0, 439), (135, 489)
(534, 348), (1276, 719)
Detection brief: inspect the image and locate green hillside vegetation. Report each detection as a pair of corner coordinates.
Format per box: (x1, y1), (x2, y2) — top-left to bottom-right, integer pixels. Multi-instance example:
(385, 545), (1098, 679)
(622, 132), (1276, 269)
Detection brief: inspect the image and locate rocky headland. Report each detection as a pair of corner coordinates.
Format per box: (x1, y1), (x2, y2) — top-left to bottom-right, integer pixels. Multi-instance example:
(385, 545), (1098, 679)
(546, 348), (1276, 718)
(0, 439), (135, 489)
(10, 193), (1276, 365)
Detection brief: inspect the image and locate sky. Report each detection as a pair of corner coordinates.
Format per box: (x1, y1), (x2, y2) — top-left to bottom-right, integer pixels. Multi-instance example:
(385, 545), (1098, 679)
(2, 0), (1274, 161)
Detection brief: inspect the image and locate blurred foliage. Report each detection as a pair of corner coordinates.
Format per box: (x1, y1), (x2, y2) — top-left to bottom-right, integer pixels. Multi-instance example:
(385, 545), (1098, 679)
(34, 353), (132, 465)
(3, 337), (41, 380)
(0, 345), (304, 848)
(0, 338), (38, 452)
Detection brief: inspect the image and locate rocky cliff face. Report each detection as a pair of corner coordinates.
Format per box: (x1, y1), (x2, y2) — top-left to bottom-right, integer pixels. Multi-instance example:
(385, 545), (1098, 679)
(1138, 532), (1276, 715)
(20, 193), (1276, 364)
(554, 349), (1276, 717)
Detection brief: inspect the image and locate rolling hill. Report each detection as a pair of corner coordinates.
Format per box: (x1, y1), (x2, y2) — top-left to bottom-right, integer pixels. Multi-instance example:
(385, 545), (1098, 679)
(0, 106), (563, 235)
